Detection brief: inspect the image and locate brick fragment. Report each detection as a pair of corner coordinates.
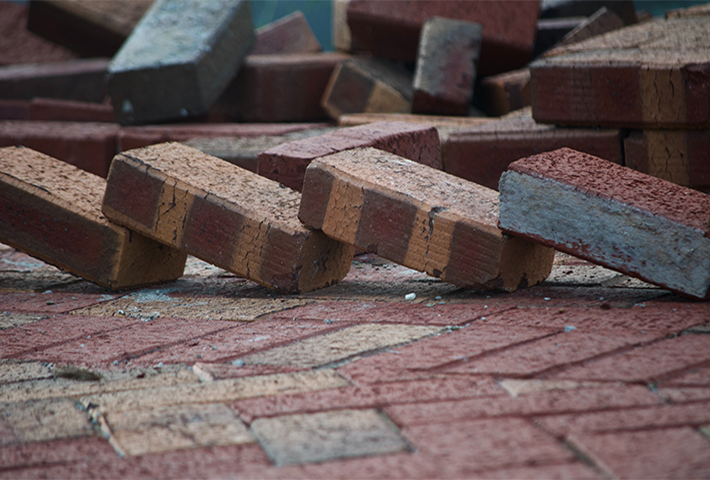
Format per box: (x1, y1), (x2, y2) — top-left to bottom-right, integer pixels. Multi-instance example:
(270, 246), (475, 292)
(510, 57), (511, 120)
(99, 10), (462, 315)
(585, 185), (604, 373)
(557, 7), (625, 47)
(338, 113), (492, 128)
(214, 53), (349, 122)
(533, 17), (586, 57)
(252, 11), (321, 55)
(498, 148), (710, 299)
(0, 59), (108, 103)
(442, 111), (622, 190)
(540, 0), (638, 25)
(531, 17), (710, 128)
(0, 147), (186, 290)
(258, 121), (441, 191)
(346, 0), (540, 75)
(476, 69), (531, 117)
(28, 98), (116, 123)
(27, 0), (153, 57)
(102, 143), (353, 293)
(412, 17), (481, 116)
(107, 0), (255, 125)
(321, 57), (413, 120)
(623, 130), (710, 189)
(299, 147), (554, 291)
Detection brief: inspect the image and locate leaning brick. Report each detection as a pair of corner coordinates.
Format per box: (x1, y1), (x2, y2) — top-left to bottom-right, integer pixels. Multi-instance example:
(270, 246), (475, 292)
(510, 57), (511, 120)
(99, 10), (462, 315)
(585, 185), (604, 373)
(442, 110), (622, 190)
(252, 11), (321, 55)
(498, 147), (710, 299)
(337, 113), (493, 129)
(102, 143), (353, 293)
(540, 0), (638, 25)
(28, 98), (116, 123)
(531, 17), (710, 128)
(556, 7), (625, 47)
(107, 0), (255, 125)
(299, 147), (554, 291)
(412, 17), (481, 116)
(258, 121), (441, 191)
(533, 17), (585, 57)
(0, 146), (186, 290)
(476, 69), (531, 117)
(321, 57), (413, 120)
(623, 130), (710, 189)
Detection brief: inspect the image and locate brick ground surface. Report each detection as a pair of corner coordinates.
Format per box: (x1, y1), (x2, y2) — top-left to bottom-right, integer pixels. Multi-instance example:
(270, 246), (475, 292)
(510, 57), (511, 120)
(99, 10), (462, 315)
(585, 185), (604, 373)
(0, 238), (708, 478)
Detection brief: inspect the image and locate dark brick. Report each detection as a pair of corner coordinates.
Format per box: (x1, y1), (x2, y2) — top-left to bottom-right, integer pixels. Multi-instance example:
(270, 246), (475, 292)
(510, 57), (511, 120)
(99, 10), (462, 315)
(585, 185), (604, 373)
(252, 11), (321, 55)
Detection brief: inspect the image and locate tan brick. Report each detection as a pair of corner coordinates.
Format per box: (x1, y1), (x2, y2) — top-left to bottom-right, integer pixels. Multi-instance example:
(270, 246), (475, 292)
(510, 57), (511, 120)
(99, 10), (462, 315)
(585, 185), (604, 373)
(337, 113), (492, 129)
(477, 69), (531, 117)
(102, 143), (354, 294)
(0, 361), (52, 384)
(1, 398), (93, 444)
(0, 146), (187, 290)
(299, 147), (554, 291)
(0, 312), (48, 330)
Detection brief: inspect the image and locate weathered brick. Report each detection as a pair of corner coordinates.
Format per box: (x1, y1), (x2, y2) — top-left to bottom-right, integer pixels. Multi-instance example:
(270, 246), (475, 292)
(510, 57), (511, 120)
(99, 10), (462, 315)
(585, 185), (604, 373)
(442, 111), (622, 190)
(258, 121), (440, 191)
(498, 148), (710, 299)
(300, 148), (554, 291)
(107, 0), (255, 125)
(531, 17), (710, 128)
(321, 57), (413, 120)
(476, 69), (531, 117)
(103, 143), (353, 293)
(0, 147), (186, 290)
(27, 0), (153, 57)
(556, 7), (625, 47)
(252, 11), (321, 55)
(412, 17), (481, 116)
(0, 59), (108, 103)
(346, 1), (540, 75)
(0, 398), (93, 444)
(214, 53), (349, 122)
(0, 436), (115, 471)
(540, 0), (638, 25)
(0, 291), (118, 315)
(338, 113), (492, 129)
(624, 130), (710, 188)
(665, 2), (710, 19)
(27, 98), (116, 123)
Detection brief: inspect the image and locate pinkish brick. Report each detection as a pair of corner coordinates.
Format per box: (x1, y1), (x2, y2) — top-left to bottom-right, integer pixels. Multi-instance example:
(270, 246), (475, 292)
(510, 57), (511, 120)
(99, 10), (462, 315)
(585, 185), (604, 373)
(252, 11), (321, 55)
(473, 462), (602, 480)
(0, 436), (115, 471)
(28, 98), (116, 123)
(0, 292), (118, 315)
(657, 387), (710, 403)
(660, 364), (710, 387)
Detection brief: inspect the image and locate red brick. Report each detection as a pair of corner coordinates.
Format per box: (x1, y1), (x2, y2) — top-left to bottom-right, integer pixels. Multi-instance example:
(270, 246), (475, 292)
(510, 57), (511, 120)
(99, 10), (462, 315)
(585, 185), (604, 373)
(624, 129), (710, 189)
(442, 113), (622, 190)
(498, 148), (710, 299)
(657, 388), (710, 403)
(476, 69), (531, 117)
(337, 324), (555, 384)
(299, 148), (554, 291)
(252, 11), (321, 55)
(386, 385), (662, 427)
(470, 462), (602, 480)
(412, 18), (481, 116)
(103, 143), (353, 294)
(660, 364), (710, 387)
(0, 100), (29, 121)
(0, 147), (186, 290)
(214, 53), (349, 122)
(557, 7), (625, 47)
(531, 17), (710, 128)
(540, 0), (638, 25)
(346, 1), (540, 75)
(258, 121), (441, 191)
(546, 334), (710, 383)
(568, 428), (710, 480)
(0, 436), (115, 471)
(0, 291), (118, 315)
(28, 98), (116, 123)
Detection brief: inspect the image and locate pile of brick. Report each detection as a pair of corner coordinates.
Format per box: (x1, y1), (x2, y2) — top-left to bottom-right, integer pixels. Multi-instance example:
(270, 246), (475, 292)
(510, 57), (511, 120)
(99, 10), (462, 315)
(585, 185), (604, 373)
(0, 0), (708, 300)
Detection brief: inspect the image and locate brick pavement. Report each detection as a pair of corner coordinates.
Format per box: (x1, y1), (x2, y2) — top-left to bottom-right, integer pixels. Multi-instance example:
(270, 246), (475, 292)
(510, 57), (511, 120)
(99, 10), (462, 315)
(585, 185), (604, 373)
(1, 242), (708, 479)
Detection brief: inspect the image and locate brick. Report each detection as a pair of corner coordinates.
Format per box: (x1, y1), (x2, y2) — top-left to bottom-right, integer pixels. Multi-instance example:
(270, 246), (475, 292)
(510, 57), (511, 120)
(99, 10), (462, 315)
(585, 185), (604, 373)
(27, 98), (116, 124)
(476, 69), (531, 117)
(472, 463), (602, 480)
(557, 7), (625, 47)
(0, 291), (118, 315)
(107, 0), (255, 125)
(1, 398), (93, 444)
(624, 130), (710, 188)
(0, 147), (186, 290)
(412, 17), (481, 116)
(0, 100), (28, 121)
(338, 113), (493, 129)
(533, 17), (586, 57)
(0, 436), (115, 471)
(540, 0), (638, 25)
(0, 361), (53, 384)
(321, 58), (413, 120)
(658, 388), (710, 404)
(346, 1), (540, 75)
(332, 0), (355, 53)
(0, 59), (108, 103)
(660, 364), (710, 387)
(252, 11), (321, 55)
(214, 53), (349, 122)
(103, 143), (353, 293)
(27, 0), (153, 57)
(442, 112), (622, 190)
(531, 17), (710, 128)
(498, 148), (710, 299)
(258, 122), (440, 191)
(300, 148), (554, 291)
(665, 2), (710, 19)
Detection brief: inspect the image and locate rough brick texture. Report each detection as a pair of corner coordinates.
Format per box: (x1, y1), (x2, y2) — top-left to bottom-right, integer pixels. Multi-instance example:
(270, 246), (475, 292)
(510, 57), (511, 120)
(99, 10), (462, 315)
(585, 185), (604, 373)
(346, 0), (540, 75)
(476, 69), (531, 117)
(252, 11), (321, 55)
(338, 113), (492, 129)
(299, 147), (554, 291)
(321, 57), (413, 120)
(412, 17), (481, 116)
(107, 0), (255, 125)
(531, 17), (710, 128)
(0, 146), (186, 290)
(557, 7), (625, 47)
(442, 111), (622, 190)
(498, 148), (710, 299)
(102, 142), (354, 293)
(27, 98), (116, 123)
(258, 121), (441, 191)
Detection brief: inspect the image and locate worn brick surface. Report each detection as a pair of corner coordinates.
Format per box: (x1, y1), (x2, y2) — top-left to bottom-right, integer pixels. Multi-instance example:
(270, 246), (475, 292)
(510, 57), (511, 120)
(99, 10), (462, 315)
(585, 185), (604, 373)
(107, 0), (254, 125)
(442, 112), (622, 190)
(252, 11), (321, 55)
(499, 148), (710, 299)
(0, 436), (115, 471)
(299, 148), (554, 291)
(27, 98), (116, 123)
(557, 7), (625, 47)
(338, 112), (493, 129)
(103, 143), (353, 293)
(258, 121), (440, 191)
(0, 291), (117, 315)
(0, 398), (93, 444)
(476, 69), (531, 117)
(0, 147), (186, 289)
